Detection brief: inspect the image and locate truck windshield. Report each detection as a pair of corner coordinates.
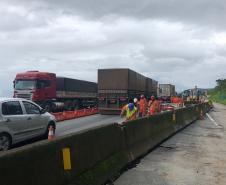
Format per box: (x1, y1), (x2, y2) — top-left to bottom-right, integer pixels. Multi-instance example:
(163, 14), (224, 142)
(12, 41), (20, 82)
(15, 80), (37, 90)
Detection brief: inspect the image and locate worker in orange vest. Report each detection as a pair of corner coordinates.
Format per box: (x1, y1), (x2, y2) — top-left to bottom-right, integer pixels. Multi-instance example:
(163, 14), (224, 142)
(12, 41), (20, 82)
(171, 96), (184, 107)
(178, 97), (184, 107)
(120, 103), (138, 122)
(148, 95), (155, 108)
(138, 94), (147, 117)
(148, 96), (158, 115)
(170, 96), (175, 104)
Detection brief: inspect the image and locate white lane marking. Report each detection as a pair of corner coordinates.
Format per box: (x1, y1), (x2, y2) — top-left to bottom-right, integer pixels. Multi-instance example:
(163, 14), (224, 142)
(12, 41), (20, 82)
(206, 113), (220, 127)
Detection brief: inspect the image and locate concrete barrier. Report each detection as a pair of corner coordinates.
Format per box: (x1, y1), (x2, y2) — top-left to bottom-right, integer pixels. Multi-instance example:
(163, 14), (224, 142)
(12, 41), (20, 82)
(122, 103), (210, 162)
(123, 111), (175, 161)
(0, 103), (210, 185)
(0, 124), (128, 185)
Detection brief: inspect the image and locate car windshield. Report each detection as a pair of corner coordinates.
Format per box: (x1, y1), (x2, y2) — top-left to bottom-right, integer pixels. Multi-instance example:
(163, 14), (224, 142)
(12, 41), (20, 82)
(15, 80), (37, 90)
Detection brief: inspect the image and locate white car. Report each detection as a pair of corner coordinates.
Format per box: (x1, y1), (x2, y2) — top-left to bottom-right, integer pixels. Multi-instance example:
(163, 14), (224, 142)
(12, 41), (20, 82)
(0, 98), (56, 151)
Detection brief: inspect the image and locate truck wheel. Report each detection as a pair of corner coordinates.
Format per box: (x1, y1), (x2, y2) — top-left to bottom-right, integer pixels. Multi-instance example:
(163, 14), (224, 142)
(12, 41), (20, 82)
(43, 102), (52, 112)
(0, 133), (11, 151)
(45, 104), (51, 112)
(71, 100), (78, 111)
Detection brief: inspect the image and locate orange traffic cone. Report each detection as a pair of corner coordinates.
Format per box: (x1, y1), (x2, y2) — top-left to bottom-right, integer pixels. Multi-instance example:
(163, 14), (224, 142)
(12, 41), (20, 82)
(48, 125), (55, 140)
(200, 109), (204, 120)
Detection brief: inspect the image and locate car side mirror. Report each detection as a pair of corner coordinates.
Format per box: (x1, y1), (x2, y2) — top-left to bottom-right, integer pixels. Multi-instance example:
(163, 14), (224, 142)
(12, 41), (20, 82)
(40, 108), (46, 114)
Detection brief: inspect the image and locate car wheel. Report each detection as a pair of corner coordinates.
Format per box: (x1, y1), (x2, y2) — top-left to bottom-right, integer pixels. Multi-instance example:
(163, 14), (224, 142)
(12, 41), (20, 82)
(0, 133), (11, 151)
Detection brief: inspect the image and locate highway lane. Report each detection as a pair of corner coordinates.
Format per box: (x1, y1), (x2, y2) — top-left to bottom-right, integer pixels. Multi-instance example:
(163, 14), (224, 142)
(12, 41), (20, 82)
(55, 114), (124, 137)
(11, 114), (123, 149)
(114, 103), (226, 185)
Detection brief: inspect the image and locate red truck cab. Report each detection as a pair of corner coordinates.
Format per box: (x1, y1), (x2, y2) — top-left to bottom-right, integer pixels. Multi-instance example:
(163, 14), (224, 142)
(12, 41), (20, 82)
(14, 71), (56, 102)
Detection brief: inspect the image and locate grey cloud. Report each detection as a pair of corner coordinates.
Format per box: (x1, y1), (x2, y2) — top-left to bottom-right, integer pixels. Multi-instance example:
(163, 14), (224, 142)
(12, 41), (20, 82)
(8, 0), (226, 30)
(0, 2), (48, 32)
(0, 0), (226, 96)
(215, 46), (226, 57)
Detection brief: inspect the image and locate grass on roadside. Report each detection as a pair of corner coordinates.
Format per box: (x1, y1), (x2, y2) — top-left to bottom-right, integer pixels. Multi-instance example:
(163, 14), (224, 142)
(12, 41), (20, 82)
(209, 91), (226, 105)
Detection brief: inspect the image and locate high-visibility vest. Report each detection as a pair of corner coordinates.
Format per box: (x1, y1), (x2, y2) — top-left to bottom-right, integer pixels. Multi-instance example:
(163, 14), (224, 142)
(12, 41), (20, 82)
(149, 106), (155, 115)
(149, 100), (159, 115)
(126, 106), (137, 119)
(139, 98), (147, 113)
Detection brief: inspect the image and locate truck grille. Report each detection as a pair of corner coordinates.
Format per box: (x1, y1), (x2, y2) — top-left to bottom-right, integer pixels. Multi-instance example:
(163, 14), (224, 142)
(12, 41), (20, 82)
(15, 93), (32, 100)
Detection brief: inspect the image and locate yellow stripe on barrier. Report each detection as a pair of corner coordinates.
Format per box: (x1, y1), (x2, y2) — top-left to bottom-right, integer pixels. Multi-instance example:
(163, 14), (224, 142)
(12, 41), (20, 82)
(172, 113), (176, 122)
(62, 148), (72, 170)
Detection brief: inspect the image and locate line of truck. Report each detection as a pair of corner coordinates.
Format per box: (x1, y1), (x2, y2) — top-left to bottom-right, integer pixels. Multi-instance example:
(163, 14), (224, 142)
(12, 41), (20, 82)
(13, 69), (175, 114)
(98, 68), (158, 114)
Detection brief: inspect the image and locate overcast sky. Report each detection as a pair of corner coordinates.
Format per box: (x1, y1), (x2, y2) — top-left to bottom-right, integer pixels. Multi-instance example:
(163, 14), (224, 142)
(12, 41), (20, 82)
(0, 0), (226, 96)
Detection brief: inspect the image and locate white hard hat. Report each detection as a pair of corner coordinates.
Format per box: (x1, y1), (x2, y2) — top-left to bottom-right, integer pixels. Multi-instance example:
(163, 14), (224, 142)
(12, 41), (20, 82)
(134, 98), (138, 103)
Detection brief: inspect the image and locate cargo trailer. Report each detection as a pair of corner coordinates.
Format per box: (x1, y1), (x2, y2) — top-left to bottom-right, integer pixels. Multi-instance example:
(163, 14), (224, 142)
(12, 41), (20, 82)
(151, 80), (158, 96)
(14, 71), (97, 112)
(158, 84), (175, 101)
(98, 68), (157, 114)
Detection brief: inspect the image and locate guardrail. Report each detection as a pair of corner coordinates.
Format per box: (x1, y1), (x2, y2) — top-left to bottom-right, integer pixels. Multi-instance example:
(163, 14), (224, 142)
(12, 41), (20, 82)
(0, 103), (211, 185)
(51, 107), (99, 122)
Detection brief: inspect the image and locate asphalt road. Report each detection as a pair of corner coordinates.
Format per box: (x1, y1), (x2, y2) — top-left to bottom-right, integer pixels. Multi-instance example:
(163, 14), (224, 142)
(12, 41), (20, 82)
(11, 114), (123, 149)
(55, 114), (124, 137)
(114, 103), (226, 185)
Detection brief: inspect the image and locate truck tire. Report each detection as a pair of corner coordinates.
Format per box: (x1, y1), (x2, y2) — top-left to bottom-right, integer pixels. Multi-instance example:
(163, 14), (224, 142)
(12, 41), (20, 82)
(42, 101), (54, 112)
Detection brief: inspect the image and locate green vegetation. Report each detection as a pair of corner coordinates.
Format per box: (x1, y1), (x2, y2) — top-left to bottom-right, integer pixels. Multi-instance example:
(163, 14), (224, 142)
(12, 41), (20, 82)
(209, 79), (226, 105)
